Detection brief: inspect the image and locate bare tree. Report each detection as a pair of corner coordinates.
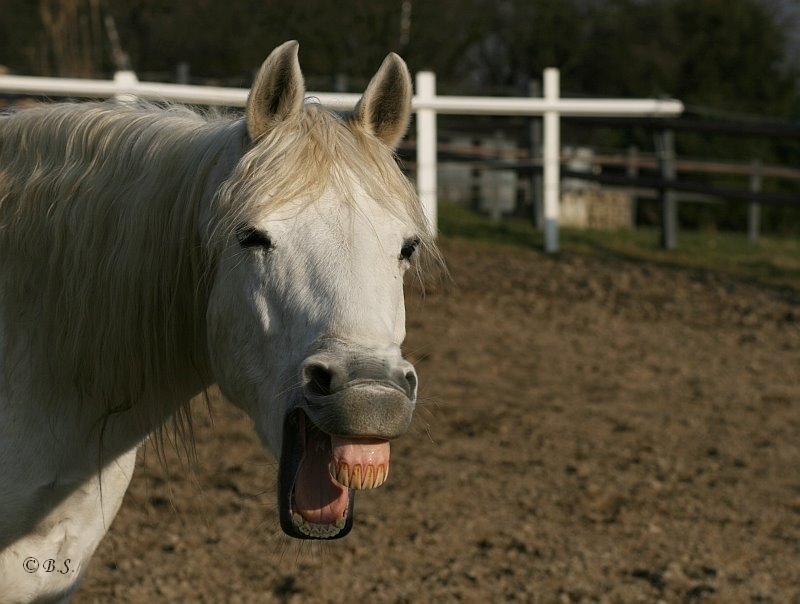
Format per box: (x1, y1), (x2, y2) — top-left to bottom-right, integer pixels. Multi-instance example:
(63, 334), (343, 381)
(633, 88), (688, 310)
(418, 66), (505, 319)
(38, 0), (104, 76)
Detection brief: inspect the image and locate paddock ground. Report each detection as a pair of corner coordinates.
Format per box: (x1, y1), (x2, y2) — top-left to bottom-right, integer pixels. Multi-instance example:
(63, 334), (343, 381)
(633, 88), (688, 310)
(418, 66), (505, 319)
(76, 236), (800, 603)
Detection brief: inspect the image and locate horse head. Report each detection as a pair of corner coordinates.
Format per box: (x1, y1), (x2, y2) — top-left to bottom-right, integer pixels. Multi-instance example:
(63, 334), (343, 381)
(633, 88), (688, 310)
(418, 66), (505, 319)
(206, 41), (432, 539)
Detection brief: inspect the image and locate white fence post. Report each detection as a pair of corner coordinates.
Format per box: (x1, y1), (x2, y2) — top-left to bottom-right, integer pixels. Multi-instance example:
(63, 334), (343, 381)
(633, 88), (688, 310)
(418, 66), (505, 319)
(415, 71), (438, 234)
(113, 70), (138, 102)
(543, 68), (560, 254)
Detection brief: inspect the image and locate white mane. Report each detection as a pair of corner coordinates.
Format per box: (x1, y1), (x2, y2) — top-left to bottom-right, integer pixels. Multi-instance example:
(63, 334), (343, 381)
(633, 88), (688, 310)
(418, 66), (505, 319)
(0, 102), (245, 416)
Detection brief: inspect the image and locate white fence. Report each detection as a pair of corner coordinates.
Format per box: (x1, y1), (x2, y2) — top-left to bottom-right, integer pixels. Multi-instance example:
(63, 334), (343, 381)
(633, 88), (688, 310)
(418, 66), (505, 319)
(0, 69), (683, 252)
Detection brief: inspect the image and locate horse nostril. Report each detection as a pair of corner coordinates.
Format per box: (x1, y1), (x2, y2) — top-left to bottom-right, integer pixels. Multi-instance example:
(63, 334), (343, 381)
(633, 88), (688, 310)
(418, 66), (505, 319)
(304, 362), (335, 397)
(404, 370), (418, 398)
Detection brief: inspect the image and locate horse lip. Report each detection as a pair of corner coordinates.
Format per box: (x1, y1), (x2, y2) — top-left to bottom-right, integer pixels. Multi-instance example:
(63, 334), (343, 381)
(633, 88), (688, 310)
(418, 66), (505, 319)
(303, 380), (411, 403)
(345, 379), (410, 394)
(302, 384), (414, 442)
(277, 409), (354, 540)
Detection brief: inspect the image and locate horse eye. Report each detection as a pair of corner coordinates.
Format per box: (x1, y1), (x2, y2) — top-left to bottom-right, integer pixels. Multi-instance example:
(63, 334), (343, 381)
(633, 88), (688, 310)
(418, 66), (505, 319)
(236, 226), (273, 250)
(400, 237), (420, 261)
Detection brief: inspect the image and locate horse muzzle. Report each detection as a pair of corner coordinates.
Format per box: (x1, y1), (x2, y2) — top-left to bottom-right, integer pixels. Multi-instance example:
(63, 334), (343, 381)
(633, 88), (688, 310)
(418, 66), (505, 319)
(277, 343), (417, 539)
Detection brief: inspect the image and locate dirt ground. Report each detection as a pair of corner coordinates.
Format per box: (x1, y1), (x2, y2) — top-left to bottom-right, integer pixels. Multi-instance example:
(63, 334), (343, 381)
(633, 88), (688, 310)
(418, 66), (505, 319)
(74, 237), (799, 603)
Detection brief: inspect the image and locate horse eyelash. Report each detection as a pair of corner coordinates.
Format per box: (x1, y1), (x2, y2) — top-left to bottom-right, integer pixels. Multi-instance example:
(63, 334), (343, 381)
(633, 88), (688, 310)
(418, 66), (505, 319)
(236, 225), (273, 250)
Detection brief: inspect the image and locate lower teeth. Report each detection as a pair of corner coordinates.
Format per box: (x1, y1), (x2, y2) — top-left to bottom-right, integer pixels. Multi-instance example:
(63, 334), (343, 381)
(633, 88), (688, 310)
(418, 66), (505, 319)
(292, 513), (346, 538)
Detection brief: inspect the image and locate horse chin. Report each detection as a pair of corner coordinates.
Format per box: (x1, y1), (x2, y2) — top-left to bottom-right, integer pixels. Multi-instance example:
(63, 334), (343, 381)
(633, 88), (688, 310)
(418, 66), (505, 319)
(278, 409), (355, 540)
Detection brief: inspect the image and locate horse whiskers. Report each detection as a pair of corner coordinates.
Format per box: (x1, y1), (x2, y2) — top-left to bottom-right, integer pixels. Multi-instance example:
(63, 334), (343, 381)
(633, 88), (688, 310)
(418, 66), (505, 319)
(412, 403), (440, 423)
(406, 410), (439, 442)
(272, 379), (305, 402)
(414, 420), (439, 446)
(414, 395), (442, 411)
(274, 534), (330, 568)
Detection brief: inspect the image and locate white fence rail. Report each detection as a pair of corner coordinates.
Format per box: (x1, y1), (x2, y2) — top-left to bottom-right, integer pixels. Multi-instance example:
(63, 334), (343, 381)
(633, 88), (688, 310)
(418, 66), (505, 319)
(0, 69), (683, 252)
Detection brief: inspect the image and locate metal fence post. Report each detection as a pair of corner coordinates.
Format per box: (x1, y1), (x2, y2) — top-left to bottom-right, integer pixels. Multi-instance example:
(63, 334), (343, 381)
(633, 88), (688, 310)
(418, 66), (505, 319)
(657, 129), (677, 250)
(529, 79), (543, 229)
(627, 145), (639, 229)
(415, 71), (438, 234)
(543, 68), (560, 254)
(748, 159), (762, 244)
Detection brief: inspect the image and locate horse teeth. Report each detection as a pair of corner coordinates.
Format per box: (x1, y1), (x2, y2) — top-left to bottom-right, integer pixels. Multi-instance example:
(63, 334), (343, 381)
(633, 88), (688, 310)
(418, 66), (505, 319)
(351, 465), (362, 489)
(292, 513), (345, 538)
(335, 463), (350, 487)
(331, 462), (390, 490)
(375, 464), (386, 488)
(363, 465), (375, 489)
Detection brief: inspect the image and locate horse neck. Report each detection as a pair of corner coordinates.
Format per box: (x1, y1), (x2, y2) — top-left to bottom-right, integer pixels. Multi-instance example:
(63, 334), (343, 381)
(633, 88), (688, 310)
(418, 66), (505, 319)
(10, 110), (248, 423)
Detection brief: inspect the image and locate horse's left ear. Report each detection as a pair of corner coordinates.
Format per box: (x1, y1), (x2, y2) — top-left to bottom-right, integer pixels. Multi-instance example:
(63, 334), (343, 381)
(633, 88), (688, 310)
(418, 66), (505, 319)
(353, 53), (413, 148)
(247, 41), (305, 140)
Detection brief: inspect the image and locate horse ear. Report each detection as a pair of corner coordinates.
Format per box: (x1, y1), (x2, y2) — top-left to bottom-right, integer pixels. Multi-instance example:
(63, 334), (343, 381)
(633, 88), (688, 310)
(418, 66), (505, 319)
(246, 40), (305, 140)
(353, 53), (413, 148)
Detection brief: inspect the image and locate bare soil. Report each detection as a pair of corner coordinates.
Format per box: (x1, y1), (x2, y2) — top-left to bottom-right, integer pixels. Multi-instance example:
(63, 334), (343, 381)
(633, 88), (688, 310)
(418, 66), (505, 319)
(75, 237), (800, 603)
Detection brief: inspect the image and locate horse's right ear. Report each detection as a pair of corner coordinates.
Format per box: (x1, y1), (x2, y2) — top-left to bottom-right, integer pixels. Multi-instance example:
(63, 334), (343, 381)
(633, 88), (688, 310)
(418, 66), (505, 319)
(246, 41), (305, 140)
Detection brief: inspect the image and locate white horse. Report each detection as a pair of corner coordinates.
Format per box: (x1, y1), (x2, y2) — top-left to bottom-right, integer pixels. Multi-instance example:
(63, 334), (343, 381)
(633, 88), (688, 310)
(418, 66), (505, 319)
(0, 41), (436, 603)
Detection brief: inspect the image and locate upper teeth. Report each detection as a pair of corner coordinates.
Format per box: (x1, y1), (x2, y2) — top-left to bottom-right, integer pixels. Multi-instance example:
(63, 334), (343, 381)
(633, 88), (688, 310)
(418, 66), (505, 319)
(333, 462), (388, 490)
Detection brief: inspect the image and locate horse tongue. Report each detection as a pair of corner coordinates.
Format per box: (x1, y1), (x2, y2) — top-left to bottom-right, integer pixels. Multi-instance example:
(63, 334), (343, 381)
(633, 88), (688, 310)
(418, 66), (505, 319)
(330, 437), (390, 490)
(295, 431), (348, 526)
(294, 434), (391, 526)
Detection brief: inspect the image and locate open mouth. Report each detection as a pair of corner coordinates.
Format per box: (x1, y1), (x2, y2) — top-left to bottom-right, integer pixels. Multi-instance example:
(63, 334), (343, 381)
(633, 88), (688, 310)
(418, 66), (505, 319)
(278, 409), (391, 539)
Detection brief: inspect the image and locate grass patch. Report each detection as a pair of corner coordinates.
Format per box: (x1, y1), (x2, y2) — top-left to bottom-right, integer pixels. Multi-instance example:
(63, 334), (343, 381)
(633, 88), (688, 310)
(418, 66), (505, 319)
(438, 203), (800, 290)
